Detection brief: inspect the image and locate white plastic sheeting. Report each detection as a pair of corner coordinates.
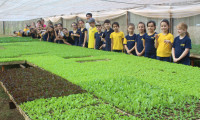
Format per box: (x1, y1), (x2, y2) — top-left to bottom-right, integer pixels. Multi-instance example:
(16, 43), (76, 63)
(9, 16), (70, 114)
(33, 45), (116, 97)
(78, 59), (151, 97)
(0, 0), (200, 21)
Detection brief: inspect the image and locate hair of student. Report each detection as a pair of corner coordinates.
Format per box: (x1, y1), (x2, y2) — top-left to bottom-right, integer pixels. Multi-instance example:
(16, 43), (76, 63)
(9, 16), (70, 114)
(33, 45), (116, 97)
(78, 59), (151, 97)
(78, 19), (85, 23)
(177, 22), (190, 38)
(63, 28), (68, 30)
(37, 20), (41, 23)
(49, 26), (54, 29)
(86, 13), (92, 17)
(128, 23), (135, 28)
(57, 23), (63, 27)
(112, 22), (119, 27)
(147, 20), (156, 30)
(13, 31), (16, 34)
(71, 22), (78, 27)
(138, 22), (146, 33)
(104, 19), (111, 24)
(160, 19), (170, 33)
(54, 24), (57, 27)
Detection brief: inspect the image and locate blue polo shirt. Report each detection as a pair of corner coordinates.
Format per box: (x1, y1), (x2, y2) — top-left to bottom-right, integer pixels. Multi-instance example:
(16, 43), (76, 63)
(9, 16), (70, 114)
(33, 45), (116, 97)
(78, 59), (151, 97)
(172, 35), (191, 65)
(70, 29), (80, 46)
(124, 34), (137, 55)
(124, 34), (136, 49)
(79, 28), (87, 46)
(102, 28), (114, 51)
(143, 32), (157, 53)
(95, 32), (103, 49)
(136, 34), (144, 53)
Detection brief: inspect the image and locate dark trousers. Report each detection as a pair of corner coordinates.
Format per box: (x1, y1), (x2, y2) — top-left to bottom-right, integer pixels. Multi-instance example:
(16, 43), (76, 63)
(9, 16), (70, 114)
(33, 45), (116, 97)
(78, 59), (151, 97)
(113, 50), (122, 53)
(157, 56), (171, 62)
(145, 52), (156, 59)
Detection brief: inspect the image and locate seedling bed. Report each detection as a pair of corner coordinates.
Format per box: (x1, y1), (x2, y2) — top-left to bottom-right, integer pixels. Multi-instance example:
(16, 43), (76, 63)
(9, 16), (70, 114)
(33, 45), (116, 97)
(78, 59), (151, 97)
(0, 66), (86, 104)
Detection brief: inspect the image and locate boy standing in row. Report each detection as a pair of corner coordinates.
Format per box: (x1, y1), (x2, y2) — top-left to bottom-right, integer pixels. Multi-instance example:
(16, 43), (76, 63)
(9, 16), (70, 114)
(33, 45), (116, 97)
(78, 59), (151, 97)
(88, 18), (98, 49)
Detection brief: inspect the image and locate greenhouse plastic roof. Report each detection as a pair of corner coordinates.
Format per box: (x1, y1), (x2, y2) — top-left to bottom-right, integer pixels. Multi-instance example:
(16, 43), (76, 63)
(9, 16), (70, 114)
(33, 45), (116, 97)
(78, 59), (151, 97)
(0, 0), (200, 21)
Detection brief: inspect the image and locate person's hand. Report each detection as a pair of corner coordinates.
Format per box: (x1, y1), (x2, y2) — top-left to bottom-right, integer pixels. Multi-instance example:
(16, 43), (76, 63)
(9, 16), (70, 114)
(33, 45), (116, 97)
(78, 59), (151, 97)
(82, 44), (85, 48)
(164, 40), (171, 44)
(137, 53), (142, 56)
(155, 34), (159, 40)
(71, 33), (74, 36)
(173, 58), (179, 63)
(127, 50), (131, 54)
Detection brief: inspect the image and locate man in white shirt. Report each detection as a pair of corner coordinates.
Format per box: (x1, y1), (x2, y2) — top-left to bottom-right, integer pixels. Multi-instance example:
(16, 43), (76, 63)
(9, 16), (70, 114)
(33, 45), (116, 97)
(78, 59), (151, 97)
(85, 13), (92, 47)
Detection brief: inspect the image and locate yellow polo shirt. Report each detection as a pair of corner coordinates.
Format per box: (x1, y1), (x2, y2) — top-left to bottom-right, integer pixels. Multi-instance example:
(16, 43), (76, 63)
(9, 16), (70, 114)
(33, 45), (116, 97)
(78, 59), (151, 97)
(88, 27), (98, 48)
(23, 28), (29, 33)
(17, 32), (22, 37)
(110, 31), (124, 50)
(157, 33), (174, 57)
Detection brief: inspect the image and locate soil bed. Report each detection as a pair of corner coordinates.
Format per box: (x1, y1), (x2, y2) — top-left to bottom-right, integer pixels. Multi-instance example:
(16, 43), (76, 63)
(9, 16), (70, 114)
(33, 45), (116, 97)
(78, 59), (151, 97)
(0, 67), (86, 104)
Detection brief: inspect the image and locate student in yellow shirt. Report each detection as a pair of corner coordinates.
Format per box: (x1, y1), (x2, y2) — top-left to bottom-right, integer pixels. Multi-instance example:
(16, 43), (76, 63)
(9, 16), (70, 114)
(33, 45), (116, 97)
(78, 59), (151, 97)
(110, 22), (124, 52)
(88, 18), (98, 49)
(13, 31), (22, 37)
(155, 19), (174, 62)
(23, 25), (30, 36)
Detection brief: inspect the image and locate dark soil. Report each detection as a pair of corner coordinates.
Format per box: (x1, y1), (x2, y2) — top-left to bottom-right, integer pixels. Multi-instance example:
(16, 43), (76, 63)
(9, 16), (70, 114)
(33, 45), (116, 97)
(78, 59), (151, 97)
(0, 67), (86, 104)
(0, 86), (24, 120)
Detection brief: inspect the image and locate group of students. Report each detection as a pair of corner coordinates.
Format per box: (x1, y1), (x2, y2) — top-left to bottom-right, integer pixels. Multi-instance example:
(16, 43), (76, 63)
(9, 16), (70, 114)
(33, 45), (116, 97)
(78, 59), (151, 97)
(13, 13), (192, 66)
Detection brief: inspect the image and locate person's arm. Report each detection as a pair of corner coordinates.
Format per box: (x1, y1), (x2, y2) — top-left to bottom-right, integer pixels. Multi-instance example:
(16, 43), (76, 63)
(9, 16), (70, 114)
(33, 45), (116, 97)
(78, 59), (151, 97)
(164, 35), (174, 47)
(143, 39), (145, 52)
(155, 34), (159, 48)
(139, 47), (145, 56)
(94, 39), (96, 49)
(83, 31), (87, 47)
(74, 34), (80, 37)
(111, 38), (113, 51)
(62, 39), (71, 45)
(55, 31), (58, 39)
(176, 49), (190, 62)
(129, 44), (135, 52)
(124, 45), (129, 53)
(135, 42), (140, 56)
(47, 33), (49, 42)
(172, 48), (177, 62)
(70, 32), (74, 40)
(102, 33), (106, 42)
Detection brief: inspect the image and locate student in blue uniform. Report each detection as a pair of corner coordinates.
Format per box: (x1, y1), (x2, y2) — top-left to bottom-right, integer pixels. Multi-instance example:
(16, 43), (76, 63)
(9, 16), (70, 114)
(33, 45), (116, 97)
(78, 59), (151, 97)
(135, 22), (146, 56)
(172, 22), (192, 65)
(47, 26), (55, 42)
(102, 19), (114, 51)
(94, 23), (103, 50)
(123, 23), (137, 55)
(63, 28), (74, 45)
(78, 20), (88, 47)
(143, 20), (157, 59)
(70, 22), (80, 46)
(54, 23), (65, 44)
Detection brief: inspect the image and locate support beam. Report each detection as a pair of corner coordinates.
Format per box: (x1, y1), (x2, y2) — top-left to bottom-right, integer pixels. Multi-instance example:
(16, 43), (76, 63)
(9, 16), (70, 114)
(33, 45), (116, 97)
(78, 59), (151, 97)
(3, 21), (5, 35)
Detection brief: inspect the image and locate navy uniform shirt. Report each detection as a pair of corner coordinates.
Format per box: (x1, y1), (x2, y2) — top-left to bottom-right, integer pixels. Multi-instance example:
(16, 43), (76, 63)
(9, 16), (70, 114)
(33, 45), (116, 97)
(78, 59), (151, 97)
(95, 32), (103, 49)
(70, 29), (80, 46)
(102, 28), (114, 51)
(124, 34), (137, 55)
(136, 34), (144, 53)
(143, 32), (157, 53)
(64, 33), (74, 45)
(172, 35), (191, 64)
(47, 33), (55, 42)
(79, 28), (87, 46)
